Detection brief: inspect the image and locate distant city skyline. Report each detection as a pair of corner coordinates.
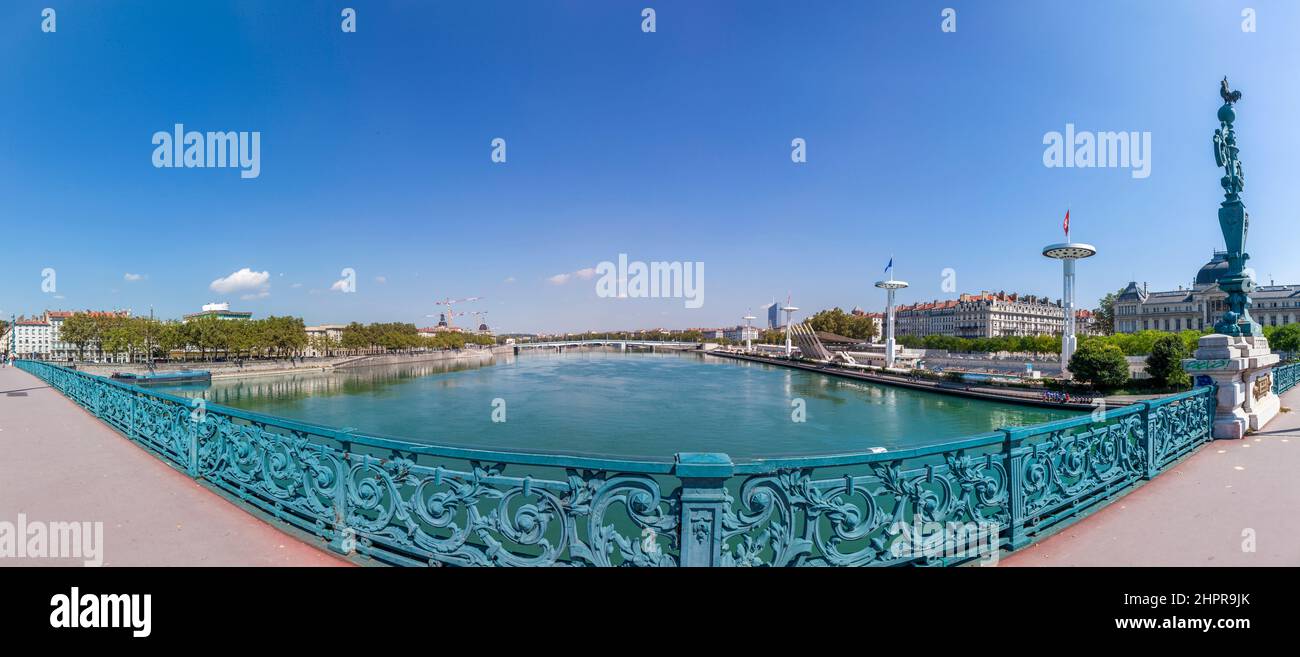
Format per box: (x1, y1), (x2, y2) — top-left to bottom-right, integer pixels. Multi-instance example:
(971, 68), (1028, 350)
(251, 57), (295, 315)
(4, 2), (1300, 333)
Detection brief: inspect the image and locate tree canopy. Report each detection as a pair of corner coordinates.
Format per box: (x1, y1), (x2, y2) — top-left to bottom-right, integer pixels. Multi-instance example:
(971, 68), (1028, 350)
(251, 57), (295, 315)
(806, 308), (879, 341)
(1069, 341), (1130, 389)
(1144, 334), (1190, 388)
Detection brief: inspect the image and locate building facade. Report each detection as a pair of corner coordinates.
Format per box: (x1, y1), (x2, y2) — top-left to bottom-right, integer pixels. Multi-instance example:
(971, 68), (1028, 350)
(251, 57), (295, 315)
(849, 309), (885, 343)
(955, 292), (1065, 338)
(1115, 251), (1300, 333)
(723, 325), (760, 342)
(887, 292), (1065, 339)
(896, 299), (958, 337)
(8, 317), (52, 359)
(1075, 309), (1101, 336)
(303, 324), (347, 357)
(5, 310), (131, 361)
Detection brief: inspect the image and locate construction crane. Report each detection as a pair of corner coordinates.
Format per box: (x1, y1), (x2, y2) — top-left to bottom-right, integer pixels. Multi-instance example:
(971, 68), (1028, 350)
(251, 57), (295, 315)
(470, 310), (490, 332)
(426, 296), (482, 329)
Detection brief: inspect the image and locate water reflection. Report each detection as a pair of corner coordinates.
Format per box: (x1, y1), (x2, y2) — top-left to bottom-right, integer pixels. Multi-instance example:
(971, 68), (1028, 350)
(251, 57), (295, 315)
(167, 355), (512, 406)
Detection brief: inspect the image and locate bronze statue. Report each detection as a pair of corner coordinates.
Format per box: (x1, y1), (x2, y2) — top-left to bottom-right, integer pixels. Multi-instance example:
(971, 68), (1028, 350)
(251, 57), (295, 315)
(1220, 77), (1242, 104)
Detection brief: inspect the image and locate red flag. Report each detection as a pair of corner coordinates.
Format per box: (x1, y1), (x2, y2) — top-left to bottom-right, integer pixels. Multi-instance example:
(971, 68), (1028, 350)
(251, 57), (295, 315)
(1063, 210), (1070, 239)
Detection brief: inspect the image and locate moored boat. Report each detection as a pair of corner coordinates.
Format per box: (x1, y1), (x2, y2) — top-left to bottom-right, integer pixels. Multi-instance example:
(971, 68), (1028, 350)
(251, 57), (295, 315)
(111, 369), (212, 385)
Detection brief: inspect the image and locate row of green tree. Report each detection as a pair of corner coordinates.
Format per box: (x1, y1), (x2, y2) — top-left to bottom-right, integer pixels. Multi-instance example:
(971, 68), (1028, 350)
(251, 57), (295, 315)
(54, 314), (496, 361)
(804, 307), (880, 341)
(891, 326), (1300, 358)
(1068, 334), (1188, 390)
(1081, 325), (1300, 356)
(1071, 324), (1300, 390)
(58, 314), (310, 361)
(898, 333), (1061, 355)
(334, 322), (495, 354)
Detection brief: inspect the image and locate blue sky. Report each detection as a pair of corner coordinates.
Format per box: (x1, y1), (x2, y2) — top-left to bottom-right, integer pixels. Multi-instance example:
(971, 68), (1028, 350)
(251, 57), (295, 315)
(2, 1), (1298, 333)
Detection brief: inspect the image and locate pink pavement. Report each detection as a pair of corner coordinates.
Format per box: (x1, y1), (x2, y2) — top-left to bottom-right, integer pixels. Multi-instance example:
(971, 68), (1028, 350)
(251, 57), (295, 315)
(1003, 386), (1300, 566)
(0, 365), (346, 567)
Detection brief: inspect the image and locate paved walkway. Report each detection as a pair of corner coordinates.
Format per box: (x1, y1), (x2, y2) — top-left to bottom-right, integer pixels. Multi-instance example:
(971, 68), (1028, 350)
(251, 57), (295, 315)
(0, 365), (345, 566)
(1003, 386), (1300, 566)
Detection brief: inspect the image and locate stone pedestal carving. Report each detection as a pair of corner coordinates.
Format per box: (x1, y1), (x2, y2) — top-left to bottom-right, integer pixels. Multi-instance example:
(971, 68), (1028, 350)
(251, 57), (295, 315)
(1184, 334), (1279, 439)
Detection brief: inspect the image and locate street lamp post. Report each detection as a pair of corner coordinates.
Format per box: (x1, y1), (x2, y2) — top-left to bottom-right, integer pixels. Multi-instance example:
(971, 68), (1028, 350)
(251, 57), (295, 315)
(1042, 242), (1097, 378)
(1182, 77), (1280, 439)
(874, 279), (909, 368)
(781, 304), (799, 357)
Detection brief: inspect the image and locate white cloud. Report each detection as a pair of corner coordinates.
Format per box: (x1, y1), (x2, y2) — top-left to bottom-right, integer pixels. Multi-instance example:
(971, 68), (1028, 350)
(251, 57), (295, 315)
(374, 276), (387, 284)
(548, 266), (598, 285)
(210, 268), (271, 295)
(123, 273), (146, 282)
(330, 279), (350, 292)
(503, 276), (516, 284)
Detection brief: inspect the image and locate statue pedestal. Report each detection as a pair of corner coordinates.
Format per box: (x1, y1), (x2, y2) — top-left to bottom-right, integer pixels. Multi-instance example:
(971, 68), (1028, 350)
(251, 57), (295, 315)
(1184, 334), (1280, 440)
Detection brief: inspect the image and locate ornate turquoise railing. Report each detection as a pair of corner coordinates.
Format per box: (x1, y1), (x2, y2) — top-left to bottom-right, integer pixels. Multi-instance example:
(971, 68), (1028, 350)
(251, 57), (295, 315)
(1273, 361), (1300, 395)
(16, 359), (1215, 566)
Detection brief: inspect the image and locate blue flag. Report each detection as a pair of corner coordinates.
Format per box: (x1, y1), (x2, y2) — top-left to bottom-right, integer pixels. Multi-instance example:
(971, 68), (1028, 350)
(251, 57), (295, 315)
(884, 256), (893, 275)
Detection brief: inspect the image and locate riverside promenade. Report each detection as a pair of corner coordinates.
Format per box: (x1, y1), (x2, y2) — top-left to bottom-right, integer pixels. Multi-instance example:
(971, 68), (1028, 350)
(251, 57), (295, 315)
(1003, 386), (1300, 566)
(0, 365), (345, 567)
(707, 351), (1097, 410)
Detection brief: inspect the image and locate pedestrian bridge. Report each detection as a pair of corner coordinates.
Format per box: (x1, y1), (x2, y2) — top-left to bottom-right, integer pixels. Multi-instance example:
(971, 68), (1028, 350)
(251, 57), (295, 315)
(514, 340), (700, 351)
(12, 358), (1287, 566)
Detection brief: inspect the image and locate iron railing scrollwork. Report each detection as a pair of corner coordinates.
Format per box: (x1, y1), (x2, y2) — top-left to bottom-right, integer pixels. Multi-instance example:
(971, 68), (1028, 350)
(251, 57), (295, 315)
(1273, 361), (1300, 396)
(17, 359), (1216, 567)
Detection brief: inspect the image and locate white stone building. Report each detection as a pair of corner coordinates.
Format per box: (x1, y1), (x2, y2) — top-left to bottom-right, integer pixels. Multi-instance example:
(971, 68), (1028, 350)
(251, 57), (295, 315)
(5, 310), (131, 361)
(889, 292), (1065, 339)
(304, 324), (347, 357)
(723, 325), (760, 342)
(1115, 251), (1300, 333)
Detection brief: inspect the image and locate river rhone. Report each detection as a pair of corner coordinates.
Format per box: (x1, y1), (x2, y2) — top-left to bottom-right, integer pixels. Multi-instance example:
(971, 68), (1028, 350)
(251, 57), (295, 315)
(158, 351), (1077, 460)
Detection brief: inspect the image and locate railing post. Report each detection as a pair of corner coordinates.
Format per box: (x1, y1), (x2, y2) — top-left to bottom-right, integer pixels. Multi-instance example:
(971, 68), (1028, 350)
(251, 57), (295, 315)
(187, 414), (200, 478)
(1001, 429), (1029, 550)
(1137, 401), (1156, 480)
(1205, 385), (1218, 445)
(674, 453), (734, 567)
(328, 444), (355, 556)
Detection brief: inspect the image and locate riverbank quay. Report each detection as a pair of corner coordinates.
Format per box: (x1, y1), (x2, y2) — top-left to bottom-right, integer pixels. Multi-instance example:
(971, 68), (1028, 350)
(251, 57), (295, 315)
(64, 345), (511, 381)
(1003, 385), (1300, 566)
(0, 365), (346, 566)
(706, 350), (1099, 411)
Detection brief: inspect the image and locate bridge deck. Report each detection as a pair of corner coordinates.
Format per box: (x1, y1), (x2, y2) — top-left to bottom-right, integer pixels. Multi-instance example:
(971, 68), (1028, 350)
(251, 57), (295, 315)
(0, 365), (345, 567)
(5, 358), (1297, 567)
(1003, 386), (1300, 566)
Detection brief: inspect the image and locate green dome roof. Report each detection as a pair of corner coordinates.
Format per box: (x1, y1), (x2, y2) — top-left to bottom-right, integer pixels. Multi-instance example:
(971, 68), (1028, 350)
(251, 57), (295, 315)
(1196, 252), (1230, 286)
